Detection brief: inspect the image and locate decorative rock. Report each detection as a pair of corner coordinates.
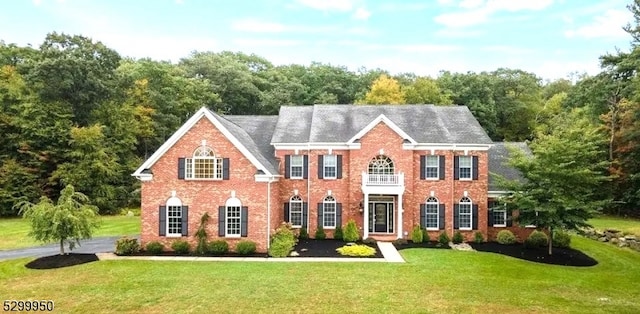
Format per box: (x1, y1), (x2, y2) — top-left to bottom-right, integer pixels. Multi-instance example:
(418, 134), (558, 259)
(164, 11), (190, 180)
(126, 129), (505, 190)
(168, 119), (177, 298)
(598, 237), (608, 242)
(300, 248), (308, 252)
(595, 231), (604, 237)
(611, 238), (619, 244)
(618, 241), (629, 248)
(605, 228), (621, 234)
(624, 235), (637, 241)
(618, 237), (626, 242)
(629, 241), (640, 251)
(346, 242), (356, 246)
(289, 251), (300, 257)
(449, 242), (475, 251)
(126, 210), (134, 217)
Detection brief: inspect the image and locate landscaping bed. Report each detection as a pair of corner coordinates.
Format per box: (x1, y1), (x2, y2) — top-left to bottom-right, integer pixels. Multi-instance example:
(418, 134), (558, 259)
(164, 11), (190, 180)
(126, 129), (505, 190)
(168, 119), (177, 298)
(292, 239), (383, 258)
(470, 242), (598, 267)
(128, 251), (268, 258)
(393, 241), (452, 250)
(25, 253), (99, 269)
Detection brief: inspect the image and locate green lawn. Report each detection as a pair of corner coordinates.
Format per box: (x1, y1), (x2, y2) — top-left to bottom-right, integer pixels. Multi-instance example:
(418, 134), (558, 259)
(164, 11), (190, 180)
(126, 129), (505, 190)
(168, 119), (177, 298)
(589, 215), (640, 236)
(0, 215), (140, 251)
(1, 237), (639, 313)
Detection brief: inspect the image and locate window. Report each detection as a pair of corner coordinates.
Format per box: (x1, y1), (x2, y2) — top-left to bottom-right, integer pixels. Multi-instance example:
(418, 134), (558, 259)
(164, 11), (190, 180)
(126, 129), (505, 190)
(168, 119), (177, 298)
(425, 156), (439, 179)
(492, 204), (507, 227)
(226, 206), (241, 237)
(425, 197), (439, 230)
(290, 155), (304, 179)
(322, 196), (336, 228)
(289, 195), (303, 227)
(458, 156), (472, 180)
(459, 197), (472, 230)
(323, 155), (337, 179)
(167, 205), (182, 236)
(185, 146), (223, 179)
(368, 155), (394, 175)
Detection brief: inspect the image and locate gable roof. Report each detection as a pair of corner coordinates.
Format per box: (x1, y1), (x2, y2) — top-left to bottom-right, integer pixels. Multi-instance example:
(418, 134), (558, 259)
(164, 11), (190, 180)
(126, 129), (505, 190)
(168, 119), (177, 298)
(223, 115), (279, 173)
(488, 142), (531, 191)
(271, 104), (493, 144)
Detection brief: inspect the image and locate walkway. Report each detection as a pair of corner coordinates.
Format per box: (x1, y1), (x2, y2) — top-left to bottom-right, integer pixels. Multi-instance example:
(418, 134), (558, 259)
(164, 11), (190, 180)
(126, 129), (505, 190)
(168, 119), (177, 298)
(376, 241), (405, 263)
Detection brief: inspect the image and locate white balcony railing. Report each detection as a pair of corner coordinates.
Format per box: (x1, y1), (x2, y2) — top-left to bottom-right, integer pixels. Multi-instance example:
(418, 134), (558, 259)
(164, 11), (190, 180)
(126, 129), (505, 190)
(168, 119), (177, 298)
(362, 172), (404, 186)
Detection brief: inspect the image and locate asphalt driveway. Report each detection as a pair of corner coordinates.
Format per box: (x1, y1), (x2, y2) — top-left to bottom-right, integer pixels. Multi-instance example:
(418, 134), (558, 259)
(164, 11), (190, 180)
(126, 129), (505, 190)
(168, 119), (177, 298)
(0, 236), (137, 261)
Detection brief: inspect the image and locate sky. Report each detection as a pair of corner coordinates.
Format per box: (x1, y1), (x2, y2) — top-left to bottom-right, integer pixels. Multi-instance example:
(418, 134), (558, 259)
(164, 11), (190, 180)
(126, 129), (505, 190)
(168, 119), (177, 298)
(0, 0), (635, 80)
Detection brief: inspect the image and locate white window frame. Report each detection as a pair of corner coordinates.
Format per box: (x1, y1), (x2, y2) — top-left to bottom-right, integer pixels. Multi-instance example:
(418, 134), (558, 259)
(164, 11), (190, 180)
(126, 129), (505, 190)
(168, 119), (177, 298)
(425, 197), (439, 230)
(458, 156), (472, 180)
(322, 195), (336, 229)
(459, 196), (472, 230)
(225, 206), (242, 238)
(185, 146), (223, 180)
(323, 155), (337, 179)
(492, 204), (507, 228)
(289, 195), (303, 227)
(166, 196), (183, 237)
(425, 155), (439, 180)
(290, 155), (304, 179)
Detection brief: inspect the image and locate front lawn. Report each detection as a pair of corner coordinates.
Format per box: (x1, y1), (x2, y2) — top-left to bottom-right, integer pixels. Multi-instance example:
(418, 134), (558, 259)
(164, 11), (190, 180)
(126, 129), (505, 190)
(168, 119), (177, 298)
(0, 215), (140, 250)
(589, 215), (640, 236)
(1, 237), (638, 313)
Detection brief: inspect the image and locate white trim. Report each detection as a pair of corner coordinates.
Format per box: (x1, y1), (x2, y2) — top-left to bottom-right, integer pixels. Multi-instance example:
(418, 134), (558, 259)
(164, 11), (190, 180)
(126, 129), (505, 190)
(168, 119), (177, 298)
(272, 143), (361, 150)
(225, 204), (242, 237)
(488, 191), (510, 198)
(458, 197), (473, 231)
(424, 155), (440, 180)
(403, 144), (491, 151)
(347, 114), (417, 145)
(322, 154), (338, 179)
(289, 155), (304, 179)
(255, 174), (281, 182)
(425, 197), (439, 231)
(492, 209), (507, 228)
(132, 107), (272, 178)
(322, 196), (337, 229)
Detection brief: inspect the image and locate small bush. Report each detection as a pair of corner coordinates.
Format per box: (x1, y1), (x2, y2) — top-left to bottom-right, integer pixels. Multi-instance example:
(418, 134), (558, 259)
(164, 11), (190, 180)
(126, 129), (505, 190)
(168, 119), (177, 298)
(422, 229), (430, 242)
(438, 232), (450, 245)
(452, 231), (464, 244)
(145, 241), (164, 255)
(333, 225), (343, 240)
(207, 240), (229, 255)
(474, 231), (484, 244)
(393, 238), (408, 246)
(496, 230), (516, 245)
(171, 240), (191, 255)
(235, 240), (257, 255)
(343, 220), (360, 242)
(315, 226), (326, 240)
(336, 244), (376, 257)
(524, 230), (548, 249)
(115, 237), (139, 256)
(362, 237), (377, 245)
(411, 225), (423, 243)
(269, 222), (297, 257)
(553, 230), (571, 248)
(298, 227), (309, 240)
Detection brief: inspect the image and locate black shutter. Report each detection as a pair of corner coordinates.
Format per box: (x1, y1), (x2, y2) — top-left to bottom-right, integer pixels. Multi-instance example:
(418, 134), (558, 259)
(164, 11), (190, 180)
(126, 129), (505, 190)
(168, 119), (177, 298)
(218, 206), (225, 236)
(302, 202), (308, 228)
(181, 206), (189, 236)
(420, 204), (426, 228)
(241, 206), (248, 237)
(439, 156), (445, 180)
(159, 206), (166, 236)
(318, 155), (324, 179)
(317, 203), (324, 228)
(303, 155), (309, 179)
(284, 155), (291, 179)
(472, 156), (479, 180)
(507, 207), (513, 227)
(454, 156), (460, 180)
(420, 155), (426, 180)
(178, 158), (185, 179)
(336, 155), (343, 179)
(336, 203), (342, 227)
(472, 204), (478, 230)
(488, 201), (494, 226)
(439, 204), (445, 230)
(284, 203), (290, 223)
(453, 204), (460, 229)
(222, 158), (230, 180)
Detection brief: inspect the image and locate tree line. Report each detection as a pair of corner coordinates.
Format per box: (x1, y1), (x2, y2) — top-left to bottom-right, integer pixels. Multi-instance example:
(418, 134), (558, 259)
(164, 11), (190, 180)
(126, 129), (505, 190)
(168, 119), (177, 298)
(1, 1), (640, 217)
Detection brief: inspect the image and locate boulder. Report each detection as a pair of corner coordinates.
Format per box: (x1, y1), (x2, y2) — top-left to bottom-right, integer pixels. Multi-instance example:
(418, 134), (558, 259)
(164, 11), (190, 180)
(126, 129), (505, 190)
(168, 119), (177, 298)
(629, 241), (640, 251)
(605, 228), (621, 234)
(618, 241), (629, 248)
(624, 235), (637, 241)
(598, 237), (608, 242)
(611, 238), (619, 244)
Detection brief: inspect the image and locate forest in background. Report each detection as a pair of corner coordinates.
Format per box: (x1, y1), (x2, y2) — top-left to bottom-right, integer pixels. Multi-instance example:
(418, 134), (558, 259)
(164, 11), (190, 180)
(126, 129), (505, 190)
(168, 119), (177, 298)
(2, 2), (640, 217)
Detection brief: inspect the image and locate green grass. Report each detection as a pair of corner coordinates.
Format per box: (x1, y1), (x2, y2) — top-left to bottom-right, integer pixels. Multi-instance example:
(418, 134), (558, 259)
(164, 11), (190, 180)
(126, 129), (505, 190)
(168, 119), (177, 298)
(1, 237), (639, 313)
(589, 215), (640, 236)
(0, 215), (140, 251)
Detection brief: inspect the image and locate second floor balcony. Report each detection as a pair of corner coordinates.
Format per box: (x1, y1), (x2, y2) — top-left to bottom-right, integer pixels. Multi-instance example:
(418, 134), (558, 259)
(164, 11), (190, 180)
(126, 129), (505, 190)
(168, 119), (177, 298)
(362, 172), (404, 186)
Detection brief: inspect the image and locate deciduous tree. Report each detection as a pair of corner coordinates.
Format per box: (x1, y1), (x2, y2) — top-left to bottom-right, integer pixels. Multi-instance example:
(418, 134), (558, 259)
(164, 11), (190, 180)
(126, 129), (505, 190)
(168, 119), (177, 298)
(357, 74), (405, 104)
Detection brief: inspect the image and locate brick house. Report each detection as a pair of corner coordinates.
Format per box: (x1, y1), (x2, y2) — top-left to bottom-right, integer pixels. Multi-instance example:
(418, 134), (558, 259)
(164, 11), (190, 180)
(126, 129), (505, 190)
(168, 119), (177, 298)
(133, 105), (532, 252)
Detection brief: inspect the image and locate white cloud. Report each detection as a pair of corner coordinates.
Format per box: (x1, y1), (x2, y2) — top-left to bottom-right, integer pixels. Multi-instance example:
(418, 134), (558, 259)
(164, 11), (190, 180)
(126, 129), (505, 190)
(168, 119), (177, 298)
(564, 9), (630, 39)
(232, 38), (303, 47)
(459, 0), (484, 9)
(231, 19), (288, 33)
(393, 44), (460, 53)
(175, 0), (184, 4)
(295, 0), (355, 12)
(352, 7), (371, 20)
(434, 9), (490, 28)
(33, 0), (42, 6)
(435, 0), (554, 28)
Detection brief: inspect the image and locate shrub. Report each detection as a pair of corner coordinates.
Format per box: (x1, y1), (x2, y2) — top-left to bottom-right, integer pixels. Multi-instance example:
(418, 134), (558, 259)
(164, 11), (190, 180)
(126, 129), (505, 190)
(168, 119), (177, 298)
(207, 240), (229, 255)
(438, 232), (450, 245)
(343, 220), (360, 242)
(269, 222), (297, 257)
(194, 212), (211, 255)
(298, 227), (309, 240)
(171, 240), (191, 255)
(235, 240), (257, 255)
(422, 229), (430, 242)
(336, 244), (376, 257)
(524, 230), (548, 249)
(315, 226), (326, 240)
(393, 238), (408, 246)
(474, 231), (484, 244)
(496, 230), (516, 245)
(362, 237), (377, 245)
(411, 225), (423, 243)
(452, 231), (464, 244)
(145, 241), (164, 255)
(115, 237), (139, 256)
(333, 225), (344, 240)
(553, 230), (571, 248)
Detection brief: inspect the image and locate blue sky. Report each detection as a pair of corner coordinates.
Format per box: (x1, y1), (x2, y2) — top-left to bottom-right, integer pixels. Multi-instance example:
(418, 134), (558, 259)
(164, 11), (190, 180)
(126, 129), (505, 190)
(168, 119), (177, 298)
(0, 0), (634, 80)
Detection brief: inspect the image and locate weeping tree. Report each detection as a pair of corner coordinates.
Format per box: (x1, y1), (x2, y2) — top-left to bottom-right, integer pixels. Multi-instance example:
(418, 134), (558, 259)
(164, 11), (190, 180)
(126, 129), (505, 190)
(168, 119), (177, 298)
(16, 184), (100, 255)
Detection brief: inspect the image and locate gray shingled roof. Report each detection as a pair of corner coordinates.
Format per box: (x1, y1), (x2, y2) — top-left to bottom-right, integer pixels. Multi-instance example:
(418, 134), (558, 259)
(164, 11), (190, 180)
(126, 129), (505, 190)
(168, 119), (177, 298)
(488, 142), (531, 191)
(271, 105), (493, 144)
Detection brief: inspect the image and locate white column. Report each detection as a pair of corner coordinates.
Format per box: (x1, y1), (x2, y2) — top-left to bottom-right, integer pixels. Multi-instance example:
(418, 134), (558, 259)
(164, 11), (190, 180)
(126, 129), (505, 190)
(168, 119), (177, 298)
(397, 193), (403, 239)
(363, 192), (369, 239)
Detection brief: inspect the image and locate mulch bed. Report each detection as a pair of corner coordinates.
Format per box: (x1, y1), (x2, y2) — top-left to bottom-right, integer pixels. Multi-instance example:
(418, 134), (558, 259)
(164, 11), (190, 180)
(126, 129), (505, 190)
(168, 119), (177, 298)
(470, 242), (598, 267)
(25, 253), (99, 270)
(128, 251), (268, 258)
(394, 241), (452, 250)
(293, 239), (383, 258)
